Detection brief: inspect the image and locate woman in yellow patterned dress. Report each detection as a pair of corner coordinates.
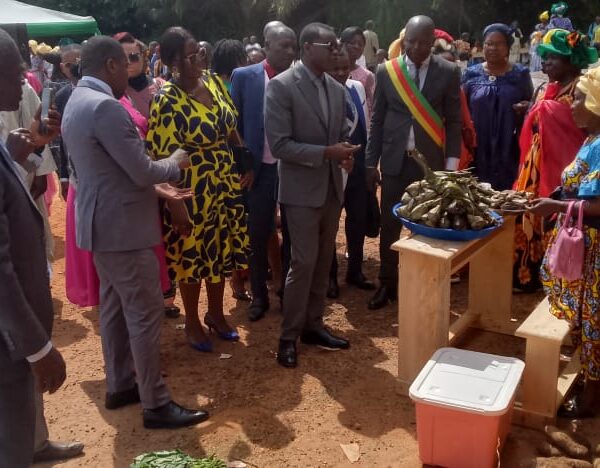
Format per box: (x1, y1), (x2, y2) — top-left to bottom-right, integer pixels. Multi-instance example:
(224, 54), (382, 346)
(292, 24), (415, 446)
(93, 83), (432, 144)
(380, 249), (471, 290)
(147, 27), (249, 351)
(530, 66), (600, 418)
(513, 29), (596, 292)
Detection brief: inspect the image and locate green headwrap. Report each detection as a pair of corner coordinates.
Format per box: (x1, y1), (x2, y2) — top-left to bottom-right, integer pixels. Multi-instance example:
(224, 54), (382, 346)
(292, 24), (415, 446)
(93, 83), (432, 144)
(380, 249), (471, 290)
(551, 2), (568, 16)
(537, 28), (598, 69)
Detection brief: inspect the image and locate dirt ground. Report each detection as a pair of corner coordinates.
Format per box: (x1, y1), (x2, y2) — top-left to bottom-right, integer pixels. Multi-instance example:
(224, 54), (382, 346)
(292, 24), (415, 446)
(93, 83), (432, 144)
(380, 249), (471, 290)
(40, 193), (600, 468)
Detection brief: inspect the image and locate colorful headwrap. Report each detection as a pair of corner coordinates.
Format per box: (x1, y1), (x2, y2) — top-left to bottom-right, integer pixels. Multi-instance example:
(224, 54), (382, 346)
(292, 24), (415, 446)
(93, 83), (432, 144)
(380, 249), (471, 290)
(577, 66), (600, 117)
(551, 2), (568, 16)
(537, 29), (598, 69)
(483, 23), (514, 47)
(539, 11), (550, 22)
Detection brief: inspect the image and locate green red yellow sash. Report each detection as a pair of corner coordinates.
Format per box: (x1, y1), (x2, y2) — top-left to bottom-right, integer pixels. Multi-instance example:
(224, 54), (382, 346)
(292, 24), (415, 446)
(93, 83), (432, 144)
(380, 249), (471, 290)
(385, 56), (445, 148)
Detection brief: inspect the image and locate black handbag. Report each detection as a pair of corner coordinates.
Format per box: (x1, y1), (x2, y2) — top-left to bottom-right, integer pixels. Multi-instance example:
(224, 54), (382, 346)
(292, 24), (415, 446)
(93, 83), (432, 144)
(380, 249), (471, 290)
(232, 146), (254, 175)
(365, 190), (381, 238)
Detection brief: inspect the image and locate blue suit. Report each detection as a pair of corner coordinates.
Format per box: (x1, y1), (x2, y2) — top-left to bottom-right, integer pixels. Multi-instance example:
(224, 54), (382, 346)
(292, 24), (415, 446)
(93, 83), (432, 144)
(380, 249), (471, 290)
(231, 63), (268, 178)
(231, 62), (282, 305)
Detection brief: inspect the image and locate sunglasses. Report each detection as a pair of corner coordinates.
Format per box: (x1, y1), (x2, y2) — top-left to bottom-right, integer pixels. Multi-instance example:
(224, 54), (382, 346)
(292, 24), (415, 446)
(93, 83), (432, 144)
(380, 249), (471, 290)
(127, 52), (142, 63)
(310, 40), (342, 52)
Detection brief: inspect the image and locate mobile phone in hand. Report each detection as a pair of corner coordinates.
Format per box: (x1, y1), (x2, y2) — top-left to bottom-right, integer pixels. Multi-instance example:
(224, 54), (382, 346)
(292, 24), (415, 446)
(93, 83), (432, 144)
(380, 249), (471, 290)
(40, 86), (55, 134)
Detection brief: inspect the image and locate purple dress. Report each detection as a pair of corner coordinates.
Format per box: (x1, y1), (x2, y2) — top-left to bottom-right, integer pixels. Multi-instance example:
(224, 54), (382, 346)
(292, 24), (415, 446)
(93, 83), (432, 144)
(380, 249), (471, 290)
(549, 16), (574, 31)
(462, 63), (534, 190)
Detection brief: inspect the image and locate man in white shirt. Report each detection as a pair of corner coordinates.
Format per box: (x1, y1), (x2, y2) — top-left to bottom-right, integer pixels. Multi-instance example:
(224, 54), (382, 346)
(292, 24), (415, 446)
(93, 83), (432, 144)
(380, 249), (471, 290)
(363, 20), (380, 70)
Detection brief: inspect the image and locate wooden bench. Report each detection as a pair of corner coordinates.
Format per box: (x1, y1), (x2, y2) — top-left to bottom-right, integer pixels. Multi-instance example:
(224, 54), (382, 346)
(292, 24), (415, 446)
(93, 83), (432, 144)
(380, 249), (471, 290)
(513, 297), (581, 428)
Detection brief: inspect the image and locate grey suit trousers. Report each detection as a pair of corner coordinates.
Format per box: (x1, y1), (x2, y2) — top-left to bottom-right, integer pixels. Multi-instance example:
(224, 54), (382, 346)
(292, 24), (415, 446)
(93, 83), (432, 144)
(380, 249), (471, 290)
(34, 392), (49, 452)
(93, 248), (170, 409)
(281, 183), (342, 341)
(0, 362), (35, 467)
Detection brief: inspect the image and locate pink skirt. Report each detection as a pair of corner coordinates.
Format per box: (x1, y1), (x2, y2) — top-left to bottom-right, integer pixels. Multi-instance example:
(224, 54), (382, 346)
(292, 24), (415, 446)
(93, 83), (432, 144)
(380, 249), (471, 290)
(65, 185), (171, 307)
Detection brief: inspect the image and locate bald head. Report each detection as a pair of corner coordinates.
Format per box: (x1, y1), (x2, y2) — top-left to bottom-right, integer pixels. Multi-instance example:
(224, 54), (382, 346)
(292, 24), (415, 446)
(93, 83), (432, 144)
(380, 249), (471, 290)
(404, 15), (435, 66)
(0, 29), (25, 111)
(405, 15), (435, 35)
(264, 20), (285, 39)
(265, 25), (297, 73)
(265, 25), (295, 43)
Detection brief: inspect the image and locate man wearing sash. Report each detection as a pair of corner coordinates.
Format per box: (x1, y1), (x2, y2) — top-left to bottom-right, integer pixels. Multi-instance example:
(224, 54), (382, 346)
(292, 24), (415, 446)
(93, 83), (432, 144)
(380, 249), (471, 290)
(366, 15), (462, 310)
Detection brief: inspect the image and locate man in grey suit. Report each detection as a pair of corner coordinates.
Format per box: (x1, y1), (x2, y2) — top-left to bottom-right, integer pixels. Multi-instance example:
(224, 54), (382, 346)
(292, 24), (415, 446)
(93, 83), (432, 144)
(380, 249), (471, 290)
(61, 36), (207, 429)
(0, 30), (68, 467)
(366, 16), (462, 310)
(266, 23), (359, 368)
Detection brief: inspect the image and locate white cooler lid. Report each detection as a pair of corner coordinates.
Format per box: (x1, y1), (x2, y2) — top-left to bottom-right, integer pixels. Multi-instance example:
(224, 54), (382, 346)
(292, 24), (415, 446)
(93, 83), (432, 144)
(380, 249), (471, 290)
(409, 347), (525, 416)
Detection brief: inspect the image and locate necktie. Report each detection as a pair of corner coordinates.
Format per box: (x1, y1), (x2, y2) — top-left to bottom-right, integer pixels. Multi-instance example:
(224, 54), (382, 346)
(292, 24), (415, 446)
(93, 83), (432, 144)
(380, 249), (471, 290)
(415, 65), (421, 89)
(316, 78), (329, 123)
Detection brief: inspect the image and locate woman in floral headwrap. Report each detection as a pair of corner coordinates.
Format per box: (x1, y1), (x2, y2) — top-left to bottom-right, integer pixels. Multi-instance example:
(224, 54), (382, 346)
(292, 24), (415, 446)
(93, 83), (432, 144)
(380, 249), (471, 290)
(549, 2), (574, 32)
(513, 29), (598, 292)
(529, 65), (600, 418)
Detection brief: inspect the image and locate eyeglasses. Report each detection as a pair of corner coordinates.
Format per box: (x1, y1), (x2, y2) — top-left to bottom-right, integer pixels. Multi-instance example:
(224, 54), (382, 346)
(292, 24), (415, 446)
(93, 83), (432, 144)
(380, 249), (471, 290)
(310, 40), (342, 52)
(127, 53), (142, 63)
(184, 50), (205, 64)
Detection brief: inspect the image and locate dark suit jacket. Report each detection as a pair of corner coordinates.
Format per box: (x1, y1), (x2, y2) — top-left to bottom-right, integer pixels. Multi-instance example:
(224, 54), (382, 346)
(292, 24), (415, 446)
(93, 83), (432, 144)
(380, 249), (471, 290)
(265, 62), (348, 208)
(366, 55), (462, 175)
(230, 62), (267, 177)
(0, 142), (53, 379)
(62, 80), (181, 252)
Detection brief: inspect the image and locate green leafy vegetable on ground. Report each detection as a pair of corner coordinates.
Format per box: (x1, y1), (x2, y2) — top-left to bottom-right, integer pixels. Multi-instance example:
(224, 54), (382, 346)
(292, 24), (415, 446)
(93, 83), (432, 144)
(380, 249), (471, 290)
(131, 450), (227, 468)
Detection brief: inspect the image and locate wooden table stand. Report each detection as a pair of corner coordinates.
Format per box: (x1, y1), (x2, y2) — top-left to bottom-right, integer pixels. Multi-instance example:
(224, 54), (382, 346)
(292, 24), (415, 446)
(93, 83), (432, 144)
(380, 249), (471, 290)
(392, 216), (516, 395)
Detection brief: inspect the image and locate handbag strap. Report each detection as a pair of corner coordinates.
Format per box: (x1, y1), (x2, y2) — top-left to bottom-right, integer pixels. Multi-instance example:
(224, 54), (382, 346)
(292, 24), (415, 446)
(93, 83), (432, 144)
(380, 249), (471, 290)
(576, 200), (585, 230)
(563, 201), (576, 228)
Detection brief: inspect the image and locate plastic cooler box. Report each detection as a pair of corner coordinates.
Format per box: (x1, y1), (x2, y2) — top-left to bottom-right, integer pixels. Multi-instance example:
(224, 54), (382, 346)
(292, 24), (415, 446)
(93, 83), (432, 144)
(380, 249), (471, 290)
(409, 347), (525, 468)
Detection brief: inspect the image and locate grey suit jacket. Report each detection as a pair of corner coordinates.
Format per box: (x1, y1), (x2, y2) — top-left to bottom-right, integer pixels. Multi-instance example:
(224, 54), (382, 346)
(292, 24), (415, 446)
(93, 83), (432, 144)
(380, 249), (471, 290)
(366, 55), (462, 175)
(0, 142), (53, 378)
(62, 80), (181, 252)
(265, 62), (348, 208)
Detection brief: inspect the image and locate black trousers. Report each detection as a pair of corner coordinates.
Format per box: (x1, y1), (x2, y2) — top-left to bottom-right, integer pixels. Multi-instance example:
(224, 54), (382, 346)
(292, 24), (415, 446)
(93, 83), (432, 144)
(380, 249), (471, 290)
(378, 158), (423, 288)
(330, 169), (368, 280)
(247, 163), (278, 303)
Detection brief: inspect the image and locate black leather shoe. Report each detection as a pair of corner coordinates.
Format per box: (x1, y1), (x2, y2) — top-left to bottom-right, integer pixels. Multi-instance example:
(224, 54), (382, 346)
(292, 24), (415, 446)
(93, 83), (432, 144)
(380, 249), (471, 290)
(300, 328), (350, 350)
(326, 278), (340, 299)
(346, 273), (376, 290)
(277, 339), (297, 368)
(248, 297), (269, 322)
(105, 385), (140, 410)
(143, 401), (209, 429)
(368, 285), (396, 310)
(33, 441), (84, 462)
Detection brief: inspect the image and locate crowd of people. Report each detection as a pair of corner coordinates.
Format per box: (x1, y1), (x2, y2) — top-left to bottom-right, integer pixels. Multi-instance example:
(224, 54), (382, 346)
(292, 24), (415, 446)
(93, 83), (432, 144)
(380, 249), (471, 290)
(4, 2), (600, 465)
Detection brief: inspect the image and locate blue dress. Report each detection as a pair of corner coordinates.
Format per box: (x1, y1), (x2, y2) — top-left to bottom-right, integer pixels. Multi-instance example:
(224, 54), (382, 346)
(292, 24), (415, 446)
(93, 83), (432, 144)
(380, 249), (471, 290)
(462, 63), (534, 190)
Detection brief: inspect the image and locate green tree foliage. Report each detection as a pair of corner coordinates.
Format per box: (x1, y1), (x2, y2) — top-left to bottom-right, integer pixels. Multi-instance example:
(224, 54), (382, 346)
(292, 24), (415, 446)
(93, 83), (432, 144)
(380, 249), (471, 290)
(25, 0), (600, 46)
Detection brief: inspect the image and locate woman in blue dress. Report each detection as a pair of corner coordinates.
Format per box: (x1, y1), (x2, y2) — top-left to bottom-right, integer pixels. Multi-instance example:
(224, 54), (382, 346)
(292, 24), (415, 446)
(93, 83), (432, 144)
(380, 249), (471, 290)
(463, 23), (534, 190)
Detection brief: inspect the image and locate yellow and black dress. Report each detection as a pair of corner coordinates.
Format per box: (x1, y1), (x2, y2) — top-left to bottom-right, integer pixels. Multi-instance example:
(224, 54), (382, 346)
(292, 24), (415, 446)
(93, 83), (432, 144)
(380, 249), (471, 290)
(146, 74), (249, 284)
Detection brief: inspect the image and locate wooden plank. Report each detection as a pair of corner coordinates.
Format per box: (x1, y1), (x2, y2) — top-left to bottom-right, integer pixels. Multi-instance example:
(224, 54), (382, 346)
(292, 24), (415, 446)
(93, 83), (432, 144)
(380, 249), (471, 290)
(513, 405), (553, 429)
(448, 311), (479, 344)
(556, 349), (581, 410)
(520, 338), (561, 417)
(469, 216), (515, 334)
(397, 250), (451, 391)
(515, 297), (571, 341)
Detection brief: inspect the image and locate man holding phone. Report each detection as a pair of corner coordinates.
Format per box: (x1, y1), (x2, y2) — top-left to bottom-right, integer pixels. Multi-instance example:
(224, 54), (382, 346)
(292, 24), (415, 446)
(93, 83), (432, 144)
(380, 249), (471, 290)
(265, 23), (357, 368)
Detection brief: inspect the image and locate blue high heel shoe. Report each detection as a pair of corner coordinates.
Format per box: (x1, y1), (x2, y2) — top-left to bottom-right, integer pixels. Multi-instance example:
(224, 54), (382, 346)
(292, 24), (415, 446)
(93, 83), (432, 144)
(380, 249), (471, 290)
(204, 314), (240, 342)
(189, 340), (213, 353)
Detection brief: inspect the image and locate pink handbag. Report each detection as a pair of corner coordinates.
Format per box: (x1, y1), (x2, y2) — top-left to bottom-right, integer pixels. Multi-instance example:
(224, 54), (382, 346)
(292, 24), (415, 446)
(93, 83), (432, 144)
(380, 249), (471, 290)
(547, 201), (585, 281)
